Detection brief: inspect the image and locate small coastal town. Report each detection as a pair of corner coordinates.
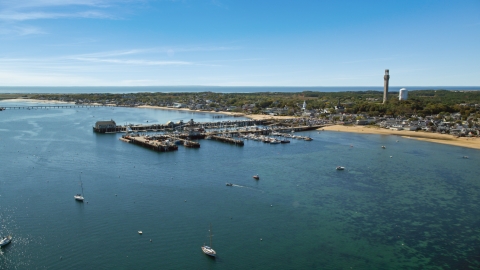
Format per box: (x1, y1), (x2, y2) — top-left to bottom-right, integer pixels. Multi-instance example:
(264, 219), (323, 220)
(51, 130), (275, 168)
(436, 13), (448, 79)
(4, 86), (479, 139)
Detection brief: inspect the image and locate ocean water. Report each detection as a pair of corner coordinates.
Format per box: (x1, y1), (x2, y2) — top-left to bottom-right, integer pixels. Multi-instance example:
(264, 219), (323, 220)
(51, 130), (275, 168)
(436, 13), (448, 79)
(1, 100), (480, 269)
(0, 86), (479, 94)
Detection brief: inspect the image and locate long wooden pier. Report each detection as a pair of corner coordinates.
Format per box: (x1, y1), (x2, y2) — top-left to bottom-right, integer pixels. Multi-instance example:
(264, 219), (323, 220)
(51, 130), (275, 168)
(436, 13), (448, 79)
(1, 105), (109, 110)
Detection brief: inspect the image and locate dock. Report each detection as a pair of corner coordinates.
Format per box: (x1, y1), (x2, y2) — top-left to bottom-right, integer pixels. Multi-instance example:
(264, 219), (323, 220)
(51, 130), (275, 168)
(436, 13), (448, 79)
(120, 135), (179, 152)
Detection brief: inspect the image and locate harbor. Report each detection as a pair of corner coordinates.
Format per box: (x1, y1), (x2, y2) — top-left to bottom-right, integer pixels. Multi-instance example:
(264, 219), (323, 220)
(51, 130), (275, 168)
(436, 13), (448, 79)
(106, 118), (321, 152)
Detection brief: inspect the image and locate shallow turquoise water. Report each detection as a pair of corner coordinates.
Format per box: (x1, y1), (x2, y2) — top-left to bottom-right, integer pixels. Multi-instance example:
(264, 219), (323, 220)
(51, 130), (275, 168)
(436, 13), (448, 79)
(1, 100), (479, 269)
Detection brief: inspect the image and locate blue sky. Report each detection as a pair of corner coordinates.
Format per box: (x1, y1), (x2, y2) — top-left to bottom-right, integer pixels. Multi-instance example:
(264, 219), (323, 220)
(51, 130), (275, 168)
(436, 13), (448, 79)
(0, 0), (479, 86)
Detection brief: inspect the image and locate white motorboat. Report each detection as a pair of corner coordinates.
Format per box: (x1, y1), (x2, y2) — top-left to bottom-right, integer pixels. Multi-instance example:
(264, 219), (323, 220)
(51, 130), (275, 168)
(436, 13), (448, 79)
(0, 235), (12, 247)
(336, 166), (345, 170)
(201, 224), (216, 257)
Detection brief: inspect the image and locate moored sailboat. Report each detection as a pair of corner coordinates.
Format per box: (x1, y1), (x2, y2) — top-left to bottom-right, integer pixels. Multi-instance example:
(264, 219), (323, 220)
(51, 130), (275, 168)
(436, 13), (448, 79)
(74, 173), (84, 202)
(201, 224), (216, 257)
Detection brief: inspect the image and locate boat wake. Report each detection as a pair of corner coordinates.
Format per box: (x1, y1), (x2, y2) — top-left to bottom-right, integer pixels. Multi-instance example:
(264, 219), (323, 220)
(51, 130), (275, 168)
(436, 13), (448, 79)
(230, 184), (264, 193)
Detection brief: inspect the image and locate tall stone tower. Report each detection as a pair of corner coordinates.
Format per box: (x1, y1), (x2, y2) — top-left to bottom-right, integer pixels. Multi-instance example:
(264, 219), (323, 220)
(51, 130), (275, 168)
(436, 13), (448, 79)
(383, 69), (390, 104)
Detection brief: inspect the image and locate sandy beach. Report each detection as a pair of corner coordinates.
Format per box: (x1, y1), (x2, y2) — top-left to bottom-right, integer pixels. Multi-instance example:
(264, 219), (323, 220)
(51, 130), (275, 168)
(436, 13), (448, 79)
(322, 125), (480, 150)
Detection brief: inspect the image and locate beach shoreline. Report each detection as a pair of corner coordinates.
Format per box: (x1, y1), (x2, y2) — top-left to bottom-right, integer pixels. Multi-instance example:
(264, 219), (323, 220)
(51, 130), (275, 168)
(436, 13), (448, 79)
(321, 125), (480, 150)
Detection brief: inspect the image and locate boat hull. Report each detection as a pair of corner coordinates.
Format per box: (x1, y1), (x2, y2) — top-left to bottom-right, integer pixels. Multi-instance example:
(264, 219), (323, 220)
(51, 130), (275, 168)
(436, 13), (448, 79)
(201, 245), (216, 257)
(0, 236), (12, 247)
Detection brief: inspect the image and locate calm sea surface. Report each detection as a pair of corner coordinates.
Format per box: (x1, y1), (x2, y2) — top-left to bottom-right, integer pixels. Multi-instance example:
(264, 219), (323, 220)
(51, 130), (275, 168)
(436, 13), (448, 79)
(0, 86), (479, 94)
(1, 100), (480, 269)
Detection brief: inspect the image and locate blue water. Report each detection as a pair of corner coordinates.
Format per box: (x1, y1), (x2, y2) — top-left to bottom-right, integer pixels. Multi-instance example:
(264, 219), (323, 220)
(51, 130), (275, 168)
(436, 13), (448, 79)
(1, 86), (479, 94)
(1, 99), (480, 269)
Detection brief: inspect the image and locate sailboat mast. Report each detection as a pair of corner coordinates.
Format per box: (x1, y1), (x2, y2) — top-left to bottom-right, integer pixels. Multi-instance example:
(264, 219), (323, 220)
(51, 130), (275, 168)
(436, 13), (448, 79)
(80, 172), (84, 196)
(209, 224), (213, 247)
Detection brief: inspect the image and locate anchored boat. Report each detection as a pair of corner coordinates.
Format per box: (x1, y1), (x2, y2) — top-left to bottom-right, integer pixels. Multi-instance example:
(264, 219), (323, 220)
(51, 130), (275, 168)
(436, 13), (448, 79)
(201, 224), (216, 257)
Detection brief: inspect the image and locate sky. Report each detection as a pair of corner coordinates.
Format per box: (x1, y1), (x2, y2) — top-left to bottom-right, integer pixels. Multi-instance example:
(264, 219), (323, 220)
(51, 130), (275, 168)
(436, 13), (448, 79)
(0, 0), (479, 87)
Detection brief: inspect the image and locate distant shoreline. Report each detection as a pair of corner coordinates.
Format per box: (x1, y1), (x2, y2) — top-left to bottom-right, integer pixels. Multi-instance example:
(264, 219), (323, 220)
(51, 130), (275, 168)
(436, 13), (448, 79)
(3, 98), (479, 150)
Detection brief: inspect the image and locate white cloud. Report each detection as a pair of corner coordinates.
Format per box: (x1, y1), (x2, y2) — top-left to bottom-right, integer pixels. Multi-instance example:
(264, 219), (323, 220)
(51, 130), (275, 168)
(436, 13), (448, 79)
(0, 25), (46, 35)
(0, 11), (113, 21)
(71, 57), (193, 66)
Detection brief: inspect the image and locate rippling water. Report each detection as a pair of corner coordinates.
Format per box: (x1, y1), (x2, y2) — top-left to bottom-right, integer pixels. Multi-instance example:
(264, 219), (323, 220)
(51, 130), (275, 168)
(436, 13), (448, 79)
(1, 100), (479, 269)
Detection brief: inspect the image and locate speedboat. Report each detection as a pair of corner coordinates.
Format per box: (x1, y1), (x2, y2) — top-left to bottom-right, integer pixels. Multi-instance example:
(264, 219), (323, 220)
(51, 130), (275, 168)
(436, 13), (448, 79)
(304, 137), (313, 141)
(336, 166), (345, 170)
(253, 174), (260, 180)
(226, 183), (233, 186)
(0, 235), (12, 247)
(381, 146), (386, 149)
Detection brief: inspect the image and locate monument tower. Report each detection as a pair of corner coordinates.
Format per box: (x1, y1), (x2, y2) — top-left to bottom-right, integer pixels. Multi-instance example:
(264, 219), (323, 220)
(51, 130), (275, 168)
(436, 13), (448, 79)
(383, 69), (390, 104)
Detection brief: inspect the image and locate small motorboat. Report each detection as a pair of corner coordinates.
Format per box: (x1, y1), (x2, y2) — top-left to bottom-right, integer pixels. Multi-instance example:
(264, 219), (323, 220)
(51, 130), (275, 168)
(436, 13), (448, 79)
(304, 137), (313, 141)
(336, 166), (345, 170)
(0, 235), (12, 247)
(225, 183), (233, 186)
(381, 146), (386, 149)
(138, 231), (143, 235)
(253, 174), (260, 180)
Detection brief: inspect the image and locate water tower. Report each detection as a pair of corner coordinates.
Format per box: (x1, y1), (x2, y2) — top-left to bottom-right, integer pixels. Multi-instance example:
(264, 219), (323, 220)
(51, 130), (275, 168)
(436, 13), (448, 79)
(399, 88), (408, 101)
(383, 69), (390, 104)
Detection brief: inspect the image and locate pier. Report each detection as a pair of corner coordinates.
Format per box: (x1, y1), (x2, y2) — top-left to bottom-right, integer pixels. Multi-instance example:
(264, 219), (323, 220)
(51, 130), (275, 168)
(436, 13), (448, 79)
(0, 105), (109, 110)
(208, 135), (244, 146)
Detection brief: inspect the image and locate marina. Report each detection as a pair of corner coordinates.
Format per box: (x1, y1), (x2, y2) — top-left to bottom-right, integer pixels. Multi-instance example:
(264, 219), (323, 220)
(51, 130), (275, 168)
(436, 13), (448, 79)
(113, 119), (319, 151)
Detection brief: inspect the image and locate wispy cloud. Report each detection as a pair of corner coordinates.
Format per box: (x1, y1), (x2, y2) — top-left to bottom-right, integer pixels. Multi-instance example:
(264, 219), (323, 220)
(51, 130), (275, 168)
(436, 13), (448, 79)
(341, 57), (395, 64)
(0, 0), (113, 10)
(0, 24), (46, 35)
(0, 10), (113, 21)
(71, 57), (193, 66)
(0, 0), (129, 36)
